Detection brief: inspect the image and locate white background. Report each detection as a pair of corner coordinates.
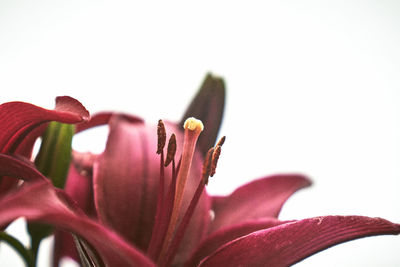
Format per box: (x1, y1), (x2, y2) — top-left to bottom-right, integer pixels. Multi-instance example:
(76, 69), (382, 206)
(1, 0), (400, 266)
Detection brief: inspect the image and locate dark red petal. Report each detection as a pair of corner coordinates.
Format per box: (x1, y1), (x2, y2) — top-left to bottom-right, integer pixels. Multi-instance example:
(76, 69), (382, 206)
(0, 181), (155, 267)
(186, 218), (289, 267)
(0, 154), (46, 182)
(54, 96), (90, 122)
(0, 96), (89, 153)
(210, 174), (311, 232)
(199, 216), (400, 267)
(0, 156), (155, 267)
(14, 125), (48, 157)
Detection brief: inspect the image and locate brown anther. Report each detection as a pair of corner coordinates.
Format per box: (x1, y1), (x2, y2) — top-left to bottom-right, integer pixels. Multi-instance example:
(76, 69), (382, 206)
(216, 136), (226, 147)
(202, 147), (215, 185)
(210, 145), (221, 177)
(164, 134), (177, 167)
(157, 120), (167, 154)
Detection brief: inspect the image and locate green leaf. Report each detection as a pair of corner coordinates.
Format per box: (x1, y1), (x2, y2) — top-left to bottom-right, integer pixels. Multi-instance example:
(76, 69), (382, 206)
(181, 73), (226, 156)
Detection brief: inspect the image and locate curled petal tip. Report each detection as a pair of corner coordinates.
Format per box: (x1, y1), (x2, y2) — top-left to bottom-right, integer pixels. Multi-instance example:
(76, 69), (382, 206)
(55, 96), (90, 122)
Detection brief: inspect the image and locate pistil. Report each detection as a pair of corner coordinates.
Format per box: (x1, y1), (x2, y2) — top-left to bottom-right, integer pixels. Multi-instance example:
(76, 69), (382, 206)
(161, 147), (214, 267)
(172, 118), (204, 225)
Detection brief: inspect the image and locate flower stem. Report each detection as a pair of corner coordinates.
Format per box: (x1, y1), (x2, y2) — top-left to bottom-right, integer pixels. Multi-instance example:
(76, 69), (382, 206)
(30, 235), (41, 267)
(0, 231), (35, 267)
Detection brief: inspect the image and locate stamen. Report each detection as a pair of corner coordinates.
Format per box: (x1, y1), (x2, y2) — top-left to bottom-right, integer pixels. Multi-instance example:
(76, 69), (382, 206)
(164, 134), (177, 167)
(157, 120), (166, 154)
(210, 146), (221, 177)
(202, 148), (215, 185)
(152, 157), (179, 263)
(148, 123), (167, 259)
(216, 135), (226, 147)
(210, 136), (225, 177)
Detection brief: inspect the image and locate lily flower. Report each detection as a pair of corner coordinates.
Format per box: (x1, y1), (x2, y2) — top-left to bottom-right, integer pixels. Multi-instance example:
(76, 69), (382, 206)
(0, 115), (399, 267)
(0, 75), (399, 266)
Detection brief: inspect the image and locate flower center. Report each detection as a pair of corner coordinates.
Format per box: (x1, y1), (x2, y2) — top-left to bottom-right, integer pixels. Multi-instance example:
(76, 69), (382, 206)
(147, 118), (224, 266)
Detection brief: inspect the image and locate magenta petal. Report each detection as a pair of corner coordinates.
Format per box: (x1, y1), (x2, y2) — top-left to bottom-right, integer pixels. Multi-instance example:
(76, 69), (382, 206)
(186, 218), (289, 267)
(210, 174), (311, 232)
(0, 155), (155, 267)
(199, 215), (400, 267)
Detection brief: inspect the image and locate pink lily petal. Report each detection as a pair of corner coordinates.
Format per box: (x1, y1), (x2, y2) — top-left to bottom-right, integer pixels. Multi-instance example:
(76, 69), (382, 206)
(186, 218), (289, 267)
(0, 155), (155, 267)
(76, 112), (142, 133)
(67, 159), (96, 215)
(210, 174), (311, 232)
(199, 215), (400, 267)
(93, 115), (210, 262)
(93, 116), (160, 250)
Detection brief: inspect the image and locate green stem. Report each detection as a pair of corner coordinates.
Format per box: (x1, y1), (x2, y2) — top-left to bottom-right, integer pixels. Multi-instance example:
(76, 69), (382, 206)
(30, 236), (41, 267)
(0, 231), (35, 267)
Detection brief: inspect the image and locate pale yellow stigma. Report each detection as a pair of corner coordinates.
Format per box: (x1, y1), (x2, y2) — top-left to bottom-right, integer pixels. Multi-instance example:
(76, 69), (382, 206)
(183, 117), (204, 132)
